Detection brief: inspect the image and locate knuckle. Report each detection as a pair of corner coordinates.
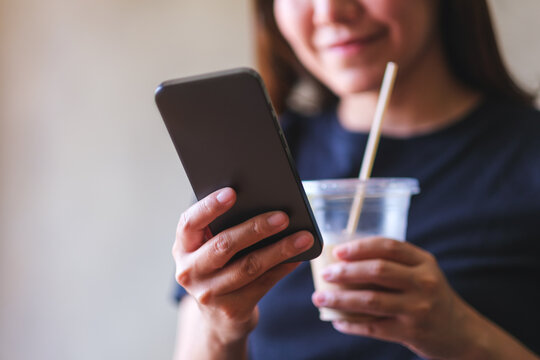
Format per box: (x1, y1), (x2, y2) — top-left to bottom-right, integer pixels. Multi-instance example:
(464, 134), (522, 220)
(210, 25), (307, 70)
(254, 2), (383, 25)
(383, 238), (402, 255)
(201, 196), (213, 215)
(175, 265), (192, 287)
(363, 292), (381, 309)
(365, 322), (378, 336)
(282, 236), (301, 259)
(178, 211), (190, 232)
(213, 232), (233, 257)
(280, 241), (293, 259)
(360, 322), (377, 336)
(418, 275), (438, 293)
(251, 218), (264, 236)
(413, 301), (433, 318)
(326, 292), (337, 307)
(241, 254), (262, 277)
(349, 239), (363, 253)
(195, 288), (212, 306)
(221, 304), (245, 321)
(369, 260), (386, 278)
(176, 209), (197, 235)
(333, 263), (346, 279)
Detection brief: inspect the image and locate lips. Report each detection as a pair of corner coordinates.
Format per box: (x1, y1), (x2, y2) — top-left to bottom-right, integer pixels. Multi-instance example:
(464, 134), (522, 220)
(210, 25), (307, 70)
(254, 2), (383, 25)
(321, 29), (387, 54)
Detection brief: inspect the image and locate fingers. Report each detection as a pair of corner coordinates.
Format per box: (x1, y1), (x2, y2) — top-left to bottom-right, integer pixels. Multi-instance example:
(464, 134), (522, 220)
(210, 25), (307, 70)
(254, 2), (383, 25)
(312, 289), (406, 317)
(176, 188), (236, 253)
(334, 236), (428, 266)
(321, 259), (415, 290)
(214, 262), (300, 321)
(205, 231), (313, 294)
(245, 262), (300, 296)
(194, 211), (291, 274)
(332, 317), (403, 344)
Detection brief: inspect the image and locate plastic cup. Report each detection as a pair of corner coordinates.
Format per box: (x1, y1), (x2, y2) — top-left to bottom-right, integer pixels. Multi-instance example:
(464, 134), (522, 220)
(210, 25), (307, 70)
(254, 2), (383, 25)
(303, 178), (420, 322)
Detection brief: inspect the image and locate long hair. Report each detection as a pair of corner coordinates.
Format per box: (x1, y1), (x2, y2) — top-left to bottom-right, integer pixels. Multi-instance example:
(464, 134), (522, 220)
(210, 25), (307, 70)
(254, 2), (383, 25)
(254, 0), (534, 114)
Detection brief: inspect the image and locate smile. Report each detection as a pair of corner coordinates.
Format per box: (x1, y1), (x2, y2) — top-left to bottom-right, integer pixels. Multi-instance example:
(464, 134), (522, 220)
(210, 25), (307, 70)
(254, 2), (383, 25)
(324, 30), (387, 56)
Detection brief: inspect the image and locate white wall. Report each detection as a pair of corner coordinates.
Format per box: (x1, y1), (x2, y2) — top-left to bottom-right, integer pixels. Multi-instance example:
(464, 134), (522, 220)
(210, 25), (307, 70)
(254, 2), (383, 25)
(0, 1), (538, 359)
(490, 0), (540, 100)
(0, 1), (251, 359)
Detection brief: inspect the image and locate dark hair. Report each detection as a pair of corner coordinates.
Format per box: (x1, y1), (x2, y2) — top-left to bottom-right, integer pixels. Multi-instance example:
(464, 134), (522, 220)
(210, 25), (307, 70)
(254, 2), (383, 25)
(254, 0), (534, 114)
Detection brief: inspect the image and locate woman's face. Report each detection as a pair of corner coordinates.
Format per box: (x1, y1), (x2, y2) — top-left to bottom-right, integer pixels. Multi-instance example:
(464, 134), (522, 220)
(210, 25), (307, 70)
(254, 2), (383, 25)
(273, 0), (439, 95)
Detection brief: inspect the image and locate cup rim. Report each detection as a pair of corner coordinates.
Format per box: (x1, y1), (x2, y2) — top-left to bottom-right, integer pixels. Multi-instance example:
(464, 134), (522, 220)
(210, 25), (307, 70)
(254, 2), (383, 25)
(302, 177), (420, 197)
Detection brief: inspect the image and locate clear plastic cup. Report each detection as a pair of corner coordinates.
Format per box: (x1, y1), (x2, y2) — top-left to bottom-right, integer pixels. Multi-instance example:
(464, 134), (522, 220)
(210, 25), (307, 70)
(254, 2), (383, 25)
(303, 178), (420, 322)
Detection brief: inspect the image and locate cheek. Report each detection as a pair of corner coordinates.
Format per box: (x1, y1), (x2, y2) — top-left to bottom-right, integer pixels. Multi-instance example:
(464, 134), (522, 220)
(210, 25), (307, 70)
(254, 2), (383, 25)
(379, 0), (438, 64)
(274, 0), (323, 80)
(273, 0), (439, 95)
(273, 0), (312, 47)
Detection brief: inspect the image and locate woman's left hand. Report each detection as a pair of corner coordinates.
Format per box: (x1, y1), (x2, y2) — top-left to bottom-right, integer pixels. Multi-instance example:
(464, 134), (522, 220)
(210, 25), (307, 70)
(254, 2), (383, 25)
(311, 236), (480, 360)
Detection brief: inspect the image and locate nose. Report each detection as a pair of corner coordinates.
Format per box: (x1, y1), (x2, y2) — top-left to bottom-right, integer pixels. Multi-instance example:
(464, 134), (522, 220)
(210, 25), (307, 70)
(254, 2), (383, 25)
(313, 0), (363, 25)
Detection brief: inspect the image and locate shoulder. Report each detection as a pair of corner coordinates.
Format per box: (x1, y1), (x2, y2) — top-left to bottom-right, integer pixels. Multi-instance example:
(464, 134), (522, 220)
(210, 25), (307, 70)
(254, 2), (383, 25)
(483, 99), (540, 189)
(484, 99), (540, 135)
(478, 99), (540, 152)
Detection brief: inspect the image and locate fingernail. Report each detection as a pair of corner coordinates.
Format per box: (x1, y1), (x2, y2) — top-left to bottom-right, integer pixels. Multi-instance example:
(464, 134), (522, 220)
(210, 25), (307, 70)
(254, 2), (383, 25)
(313, 292), (328, 306)
(333, 320), (347, 329)
(293, 233), (312, 249)
(321, 266), (336, 281)
(314, 292), (334, 306)
(267, 212), (287, 227)
(334, 245), (349, 259)
(216, 188), (234, 204)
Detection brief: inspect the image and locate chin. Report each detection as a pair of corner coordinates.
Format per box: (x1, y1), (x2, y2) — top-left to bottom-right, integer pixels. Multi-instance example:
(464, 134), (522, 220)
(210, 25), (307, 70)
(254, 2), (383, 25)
(324, 68), (384, 96)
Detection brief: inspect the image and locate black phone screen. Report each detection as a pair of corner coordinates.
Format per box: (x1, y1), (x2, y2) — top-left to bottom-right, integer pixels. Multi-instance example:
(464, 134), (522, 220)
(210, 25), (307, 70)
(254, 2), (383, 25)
(155, 68), (322, 262)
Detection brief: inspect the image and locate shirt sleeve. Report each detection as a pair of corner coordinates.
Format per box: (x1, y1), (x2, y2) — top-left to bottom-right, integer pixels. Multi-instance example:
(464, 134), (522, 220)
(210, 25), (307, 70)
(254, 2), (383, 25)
(173, 282), (188, 303)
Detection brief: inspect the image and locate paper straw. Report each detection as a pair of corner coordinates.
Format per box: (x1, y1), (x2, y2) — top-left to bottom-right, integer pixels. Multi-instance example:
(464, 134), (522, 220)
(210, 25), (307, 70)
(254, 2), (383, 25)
(345, 62), (398, 235)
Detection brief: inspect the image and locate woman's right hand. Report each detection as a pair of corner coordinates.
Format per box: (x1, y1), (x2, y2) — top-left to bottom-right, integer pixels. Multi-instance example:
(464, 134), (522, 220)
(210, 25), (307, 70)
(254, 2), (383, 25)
(172, 187), (314, 349)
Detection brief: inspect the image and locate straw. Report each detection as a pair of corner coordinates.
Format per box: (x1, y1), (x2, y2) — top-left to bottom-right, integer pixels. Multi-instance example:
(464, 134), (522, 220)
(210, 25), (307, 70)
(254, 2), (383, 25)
(345, 62), (398, 235)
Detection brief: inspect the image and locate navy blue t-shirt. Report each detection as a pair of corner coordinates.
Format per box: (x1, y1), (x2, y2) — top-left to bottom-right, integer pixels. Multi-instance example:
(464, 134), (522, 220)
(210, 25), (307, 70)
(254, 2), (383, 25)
(177, 98), (540, 359)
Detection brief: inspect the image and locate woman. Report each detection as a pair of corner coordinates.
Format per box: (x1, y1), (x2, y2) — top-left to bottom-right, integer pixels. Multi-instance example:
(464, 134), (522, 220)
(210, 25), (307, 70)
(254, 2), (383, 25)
(172, 1), (540, 359)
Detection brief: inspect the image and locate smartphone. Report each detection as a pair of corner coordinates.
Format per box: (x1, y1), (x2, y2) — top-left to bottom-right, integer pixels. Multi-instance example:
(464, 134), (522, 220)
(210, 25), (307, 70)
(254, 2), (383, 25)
(155, 68), (322, 262)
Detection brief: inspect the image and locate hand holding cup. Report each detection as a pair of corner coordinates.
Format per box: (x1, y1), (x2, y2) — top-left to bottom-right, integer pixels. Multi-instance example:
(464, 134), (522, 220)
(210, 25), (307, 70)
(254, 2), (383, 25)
(313, 236), (487, 360)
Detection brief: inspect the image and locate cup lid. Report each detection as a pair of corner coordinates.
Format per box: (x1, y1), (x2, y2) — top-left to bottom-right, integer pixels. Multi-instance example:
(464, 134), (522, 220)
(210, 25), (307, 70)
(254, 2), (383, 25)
(302, 178), (420, 197)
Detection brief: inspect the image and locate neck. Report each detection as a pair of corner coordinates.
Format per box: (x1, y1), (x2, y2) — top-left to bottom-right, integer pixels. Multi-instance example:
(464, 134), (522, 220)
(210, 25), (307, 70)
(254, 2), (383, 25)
(338, 42), (481, 138)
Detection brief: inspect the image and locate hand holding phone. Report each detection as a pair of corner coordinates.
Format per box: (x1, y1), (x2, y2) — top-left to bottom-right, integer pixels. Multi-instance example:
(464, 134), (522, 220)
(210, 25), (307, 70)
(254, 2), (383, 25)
(155, 68), (323, 262)
(172, 185), (314, 348)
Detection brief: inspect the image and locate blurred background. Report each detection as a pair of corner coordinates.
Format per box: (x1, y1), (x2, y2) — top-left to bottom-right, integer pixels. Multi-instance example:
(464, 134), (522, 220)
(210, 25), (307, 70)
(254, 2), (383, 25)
(0, 0), (538, 359)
